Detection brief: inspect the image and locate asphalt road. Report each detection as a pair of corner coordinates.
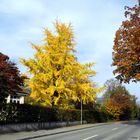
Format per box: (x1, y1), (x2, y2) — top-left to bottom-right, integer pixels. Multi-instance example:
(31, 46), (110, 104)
(30, 121), (140, 140)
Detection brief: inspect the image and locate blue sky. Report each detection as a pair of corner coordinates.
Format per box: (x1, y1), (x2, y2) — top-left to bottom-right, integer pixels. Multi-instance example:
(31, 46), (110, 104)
(0, 0), (139, 100)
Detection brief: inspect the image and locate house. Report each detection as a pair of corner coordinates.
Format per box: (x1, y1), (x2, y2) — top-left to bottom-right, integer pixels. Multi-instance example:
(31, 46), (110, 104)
(6, 91), (28, 104)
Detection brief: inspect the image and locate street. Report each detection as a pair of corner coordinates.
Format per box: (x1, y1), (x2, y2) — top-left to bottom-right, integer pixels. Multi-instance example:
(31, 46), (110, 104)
(30, 121), (140, 140)
(0, 121), (140, 140)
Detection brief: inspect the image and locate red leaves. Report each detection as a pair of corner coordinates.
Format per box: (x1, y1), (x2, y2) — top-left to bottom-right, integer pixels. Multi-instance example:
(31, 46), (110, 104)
(112, 4), (140, 83)
(0, 52), (24, 102)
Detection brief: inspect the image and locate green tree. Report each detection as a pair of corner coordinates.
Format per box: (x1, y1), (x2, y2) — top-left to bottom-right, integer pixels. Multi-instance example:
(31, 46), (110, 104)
(21, 21), (102, 107)
(103, 79), (127, 102)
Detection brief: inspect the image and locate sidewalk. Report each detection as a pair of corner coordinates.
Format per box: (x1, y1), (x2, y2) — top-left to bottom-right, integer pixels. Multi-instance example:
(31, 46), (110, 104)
(0, 122), (109, 140)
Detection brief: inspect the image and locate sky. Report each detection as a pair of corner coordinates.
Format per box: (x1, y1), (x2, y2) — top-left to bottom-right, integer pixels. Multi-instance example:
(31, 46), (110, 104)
(0, 0), (139, 100)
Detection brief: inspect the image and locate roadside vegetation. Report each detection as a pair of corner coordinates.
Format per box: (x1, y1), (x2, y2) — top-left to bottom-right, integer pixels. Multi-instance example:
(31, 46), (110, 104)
(0, 2), (139, 124)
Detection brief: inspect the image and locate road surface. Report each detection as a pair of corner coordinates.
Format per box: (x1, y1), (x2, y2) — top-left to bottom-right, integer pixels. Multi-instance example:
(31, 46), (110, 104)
(0, 121), (140, 140)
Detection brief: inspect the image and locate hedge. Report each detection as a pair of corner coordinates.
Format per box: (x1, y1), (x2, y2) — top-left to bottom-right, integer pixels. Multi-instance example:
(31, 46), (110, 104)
(0, 103), (109, 124)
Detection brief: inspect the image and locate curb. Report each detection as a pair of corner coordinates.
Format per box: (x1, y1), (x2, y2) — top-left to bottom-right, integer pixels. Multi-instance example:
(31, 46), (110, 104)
(18, 122), (112, 140)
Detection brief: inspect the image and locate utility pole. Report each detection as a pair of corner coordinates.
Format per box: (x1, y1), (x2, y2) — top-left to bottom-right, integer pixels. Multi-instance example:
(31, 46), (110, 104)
(81, 98), (82, 125)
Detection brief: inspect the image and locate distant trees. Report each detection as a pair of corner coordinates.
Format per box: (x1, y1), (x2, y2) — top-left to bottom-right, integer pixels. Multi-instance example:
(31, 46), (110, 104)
(105, 92), (132, 120)
(103, 79), (122, 101)
(0, 52), (25, 103)
(103, 79), (137, 120)
(21, 21), (102, 107)
(112, 4), (140, 83)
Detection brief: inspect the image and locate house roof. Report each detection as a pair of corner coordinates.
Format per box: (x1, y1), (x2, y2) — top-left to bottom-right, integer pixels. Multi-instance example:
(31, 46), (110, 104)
(16, 91), (29, 96)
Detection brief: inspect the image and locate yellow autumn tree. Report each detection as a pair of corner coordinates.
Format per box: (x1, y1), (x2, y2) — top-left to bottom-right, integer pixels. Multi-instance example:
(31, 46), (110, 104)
(105, 98), (122, 120)
(105, 92), (133, 120)
(21, 21), (102, 107)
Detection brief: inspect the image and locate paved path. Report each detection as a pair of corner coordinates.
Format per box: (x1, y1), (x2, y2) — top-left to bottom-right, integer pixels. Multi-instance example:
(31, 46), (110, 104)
(0, 121), (140, 140)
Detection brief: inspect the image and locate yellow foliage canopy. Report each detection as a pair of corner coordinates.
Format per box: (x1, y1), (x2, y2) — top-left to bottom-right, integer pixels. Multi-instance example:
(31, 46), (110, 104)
(21, 21), (102, 107)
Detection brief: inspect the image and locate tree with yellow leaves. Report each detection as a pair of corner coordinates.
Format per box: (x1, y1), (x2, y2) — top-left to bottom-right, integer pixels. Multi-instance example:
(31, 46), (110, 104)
(104, 79), (134, 120)
(21, 21), (102, 107)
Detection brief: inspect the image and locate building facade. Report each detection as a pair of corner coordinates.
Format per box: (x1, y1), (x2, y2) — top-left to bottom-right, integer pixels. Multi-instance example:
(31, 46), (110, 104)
(6, 92), (28, 104)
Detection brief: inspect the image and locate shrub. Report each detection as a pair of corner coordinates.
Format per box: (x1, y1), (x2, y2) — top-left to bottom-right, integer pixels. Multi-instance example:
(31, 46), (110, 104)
(0, 103), (109, 124)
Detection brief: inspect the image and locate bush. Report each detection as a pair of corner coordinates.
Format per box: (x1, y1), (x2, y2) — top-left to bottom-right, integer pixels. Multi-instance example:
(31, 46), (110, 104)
(0, 103), (58, 124)
(0, 103), (109, 124)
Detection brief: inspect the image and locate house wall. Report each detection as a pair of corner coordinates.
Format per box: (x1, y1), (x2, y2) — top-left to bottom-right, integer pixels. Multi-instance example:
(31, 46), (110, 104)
(6, 95), (11, 103)
(6, 95), (25, 104)
(20, 96), (24, 104)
